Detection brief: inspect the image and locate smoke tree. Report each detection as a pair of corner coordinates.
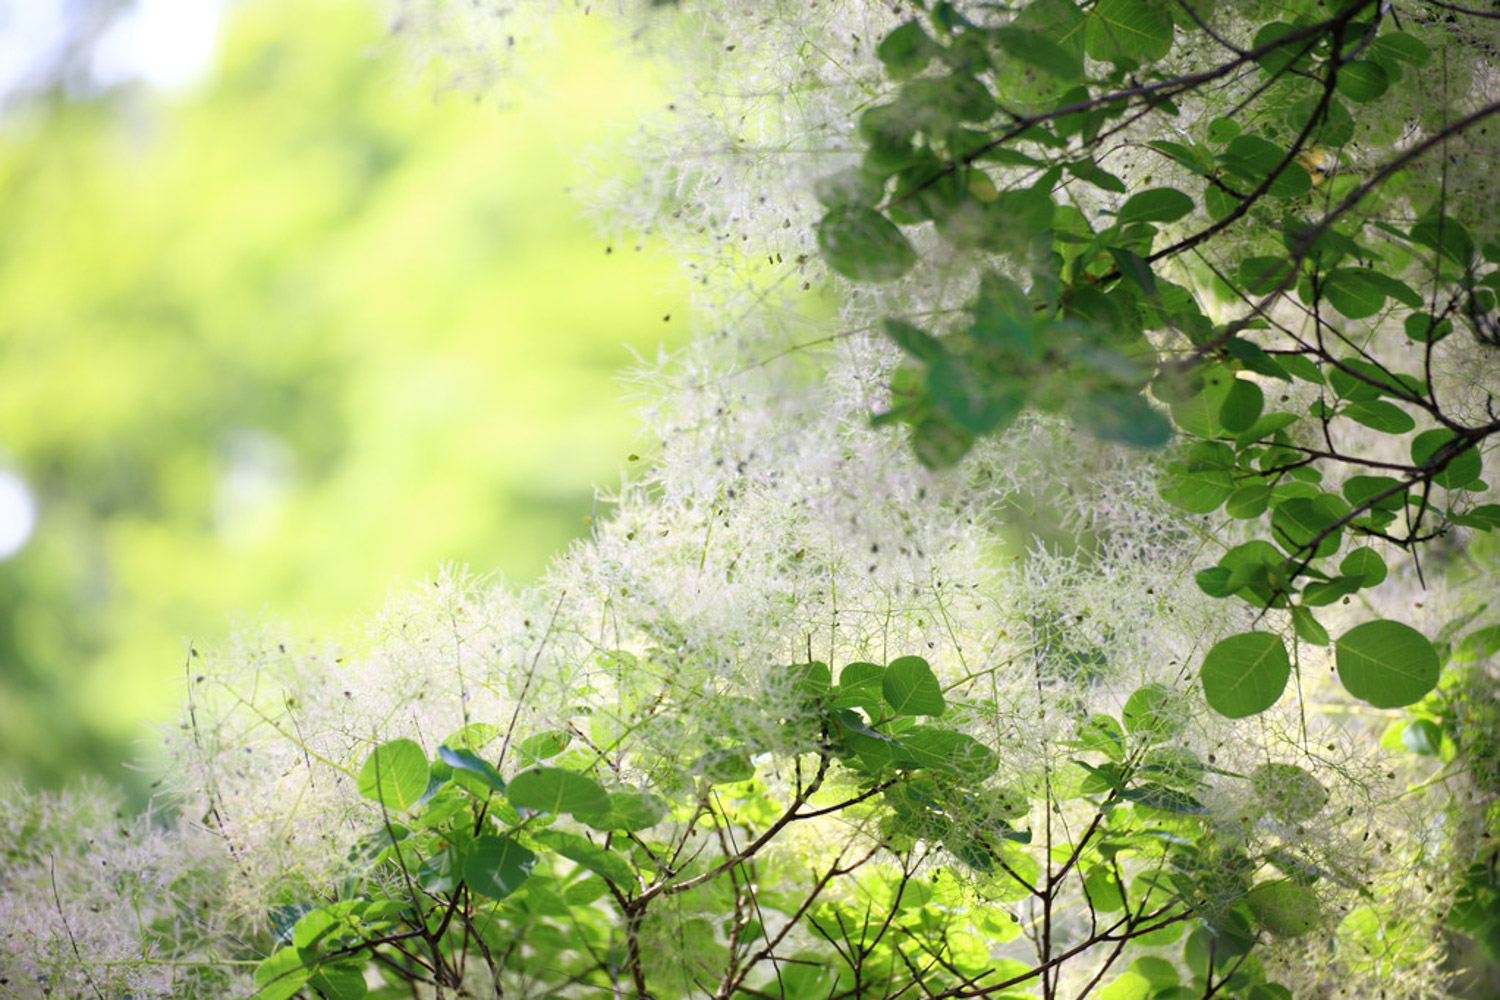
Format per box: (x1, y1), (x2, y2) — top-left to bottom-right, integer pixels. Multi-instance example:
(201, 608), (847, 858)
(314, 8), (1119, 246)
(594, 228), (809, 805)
(3, 0), (1500, 998)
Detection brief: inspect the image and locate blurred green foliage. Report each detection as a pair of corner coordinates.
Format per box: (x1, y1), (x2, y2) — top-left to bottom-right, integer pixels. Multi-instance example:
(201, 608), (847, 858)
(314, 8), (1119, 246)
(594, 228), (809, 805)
(0, 0), (687, 798)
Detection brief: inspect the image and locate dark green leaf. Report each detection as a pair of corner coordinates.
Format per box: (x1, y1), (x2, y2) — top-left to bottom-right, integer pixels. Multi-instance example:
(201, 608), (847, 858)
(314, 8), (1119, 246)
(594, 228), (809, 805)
(883, 317), (944, 361)
(1239, 256), (1296, 295)
(884, 655), (946, 716)
(992, 26), (1084, 80)
(1118, 187), (1194, 225)
(1200, 632), (1291, 718)
(309, 964), (368, 1000)
(1335, 620), (1440, 708)
(877, 21), (933, 78)
(1411, 211), (1474, 267)
(1322, 268), (1388, 319)
(463, 835), (537, 900)
(1225, 484), (1271, 519)
(1335, 60), (1389, 102)
(1402, 719), (1444, 755)
(910, 417), (974, 468)
(1218, 378), (1264, 432)
(1086, 0), (1173, 63)
(817, 207), (918, 282)
(1343, 399), (1414, 433)
(437, 745), (506, 793)
(532, 830), (636, 885)
(1412, 429), (1483, 489)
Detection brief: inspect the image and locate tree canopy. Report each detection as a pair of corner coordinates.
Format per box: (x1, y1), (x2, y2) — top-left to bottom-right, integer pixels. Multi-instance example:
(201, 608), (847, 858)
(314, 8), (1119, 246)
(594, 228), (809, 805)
(2, 0), (1500, 998)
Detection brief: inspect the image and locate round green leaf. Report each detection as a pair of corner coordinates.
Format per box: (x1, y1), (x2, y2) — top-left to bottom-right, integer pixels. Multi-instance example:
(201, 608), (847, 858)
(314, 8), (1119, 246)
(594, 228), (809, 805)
(507, 767), (611, 817)
(1200, 632), (1291, 718)
(1335, 60), (1389, 102)
(1218, 377), (1264, 432)
(1247, 879), (1320, 936)
(883, 655), (946, 716)
(357, 739), (430, 813)
(817, 207), (918, 282)
(1335, 620), (1440, 708)
(1339, 546), (1387, 587)
(463, 835), (537, 900)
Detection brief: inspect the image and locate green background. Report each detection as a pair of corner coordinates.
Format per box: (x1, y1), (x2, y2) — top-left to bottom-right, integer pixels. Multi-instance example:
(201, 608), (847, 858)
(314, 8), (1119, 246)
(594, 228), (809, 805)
(0, 0), (688, 800)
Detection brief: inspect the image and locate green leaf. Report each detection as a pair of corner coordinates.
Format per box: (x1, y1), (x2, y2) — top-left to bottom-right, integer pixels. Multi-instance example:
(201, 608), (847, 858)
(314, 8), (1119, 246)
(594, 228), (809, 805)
(1454, 625), (1500, 663)
(1402, 719), (1444, 755)
(1335, 60), (1389, 102)
(463, 835), (537, 900)
(883, 655), (946, 716)
(1117, 187), (1194, 225)
(1248, 879), (1320, 935)
(1335, 620), (1440, 708)
(1343, 399), (1414, 433)
(1218, 378), (1264, 432)
(515, 730), (573, 765)
(1322, 268), (1388, 319)
(832, 661), (886, 709)
(910, 417), (974, 468)
(309, 964), (368, 1000)
(1200, 632), (1291, 718)
(1270, 494), (1347, 558)
(1220, 134), (1311, 198)
(437, 745), (506, 792)
(1066, 157), (1129, 193)
(254, 947), (314, 1000)
(532, 830), (637, 885)
(507, 767), (611, 817)
(1225, 484), (1271, 519)
(1412, 429), (1483, 490)
(1122, 683), (1187, 740)
(883, 317), (944, 361)
(1411, 211), (1474, 267)
(578, 790), (669, 832)
(1340, 547), (1387, 587)
(1252, 763), (1328, 822)
(1290, 605), (1329, 646)
(1343, 475), (1407, 511)
(992, 26), (1084, 80)
(1371, 31), (1430, 67)
(901, 727), (1000, 780)
(929, 353), (1027, 434)
(817, 207), (918, 282)
(1239, 256), (1296, 295)
(1074, 390), (1172, 448)
(1405, 312), (1453, 344)
(1206, 116), (1240, 144)
(357, 739), (430, 813)
(1086, 0), (1173, 63)
(876, 21), (933, 78)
